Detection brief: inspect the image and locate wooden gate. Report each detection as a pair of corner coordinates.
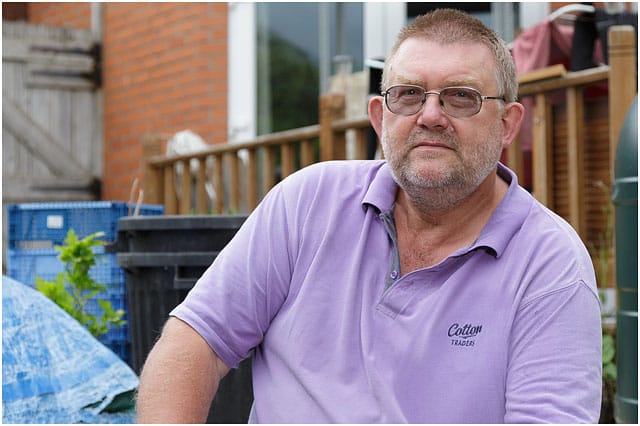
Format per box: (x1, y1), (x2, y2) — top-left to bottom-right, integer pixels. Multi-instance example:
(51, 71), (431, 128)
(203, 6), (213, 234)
(2, 22), (103, 270)
(2, 22), (102, 203)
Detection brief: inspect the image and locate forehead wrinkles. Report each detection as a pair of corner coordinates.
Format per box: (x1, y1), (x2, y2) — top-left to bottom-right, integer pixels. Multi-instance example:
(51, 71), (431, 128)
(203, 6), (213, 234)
(384, 39), (496, 91)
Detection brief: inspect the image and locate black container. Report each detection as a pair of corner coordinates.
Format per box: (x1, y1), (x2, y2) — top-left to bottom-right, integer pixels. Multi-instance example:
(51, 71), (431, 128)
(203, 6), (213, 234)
(112, 214), (252, 423)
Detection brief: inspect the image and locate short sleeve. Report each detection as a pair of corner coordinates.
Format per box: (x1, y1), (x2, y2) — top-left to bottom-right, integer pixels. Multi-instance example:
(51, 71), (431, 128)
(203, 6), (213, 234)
(170, 182), (295, 368)
(505, 281), (602, 423)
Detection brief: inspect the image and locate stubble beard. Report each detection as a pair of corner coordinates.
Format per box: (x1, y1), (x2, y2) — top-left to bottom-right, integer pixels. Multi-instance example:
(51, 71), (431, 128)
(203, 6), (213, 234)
(382, 124), (504, 211)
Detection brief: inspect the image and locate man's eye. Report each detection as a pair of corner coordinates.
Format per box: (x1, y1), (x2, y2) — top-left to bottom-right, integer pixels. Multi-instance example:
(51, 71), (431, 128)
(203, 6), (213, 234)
(398, 88), (420, 97)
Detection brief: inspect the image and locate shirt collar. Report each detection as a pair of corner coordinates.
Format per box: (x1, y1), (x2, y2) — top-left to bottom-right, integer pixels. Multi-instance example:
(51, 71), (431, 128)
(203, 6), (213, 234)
(362, 162), (533, 258)
(361, 161), (398, 214)
(467, 163), (533, 258)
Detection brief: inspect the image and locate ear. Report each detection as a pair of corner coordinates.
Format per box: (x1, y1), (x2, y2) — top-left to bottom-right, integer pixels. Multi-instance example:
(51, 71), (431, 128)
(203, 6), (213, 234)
(500, 101), (525, 149)
(368, 96), (384, 138)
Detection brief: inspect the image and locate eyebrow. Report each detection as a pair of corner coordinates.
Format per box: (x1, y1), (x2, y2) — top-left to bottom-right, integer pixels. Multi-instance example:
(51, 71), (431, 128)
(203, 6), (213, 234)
(391, 75), (485, 90)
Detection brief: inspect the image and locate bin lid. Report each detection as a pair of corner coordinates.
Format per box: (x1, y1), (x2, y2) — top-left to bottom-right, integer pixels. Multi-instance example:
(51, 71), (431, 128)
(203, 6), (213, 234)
(117, 214), (248, 231)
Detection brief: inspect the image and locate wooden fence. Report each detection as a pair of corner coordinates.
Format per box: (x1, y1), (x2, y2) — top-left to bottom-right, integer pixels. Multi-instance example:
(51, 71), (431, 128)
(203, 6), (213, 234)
(142, 26), (636, 265)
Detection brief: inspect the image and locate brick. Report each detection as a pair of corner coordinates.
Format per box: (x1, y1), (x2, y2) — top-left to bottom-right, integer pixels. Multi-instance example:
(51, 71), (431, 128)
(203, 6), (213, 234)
(21, 3), (229, 201)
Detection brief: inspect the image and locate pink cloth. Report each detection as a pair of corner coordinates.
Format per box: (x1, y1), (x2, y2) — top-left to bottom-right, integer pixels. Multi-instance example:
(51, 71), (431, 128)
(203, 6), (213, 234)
(511, 19), (574, 76)
(511, 18), (575, 162)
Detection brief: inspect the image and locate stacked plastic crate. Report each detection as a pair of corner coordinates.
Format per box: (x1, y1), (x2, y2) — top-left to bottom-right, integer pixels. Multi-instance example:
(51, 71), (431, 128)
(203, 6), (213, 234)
(6, 201), (164, 367)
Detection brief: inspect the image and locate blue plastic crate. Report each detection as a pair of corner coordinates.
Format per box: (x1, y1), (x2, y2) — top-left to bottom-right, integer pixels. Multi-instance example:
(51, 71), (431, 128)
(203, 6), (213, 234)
(6, 201), (163, 368)
(6, 246), (132, 365)
(6, 247), (124, 289)
(7, 201), (163, 251)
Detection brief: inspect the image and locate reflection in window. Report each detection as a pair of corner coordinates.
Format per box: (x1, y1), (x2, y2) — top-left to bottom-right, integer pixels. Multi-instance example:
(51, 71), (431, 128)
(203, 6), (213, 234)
(256, 3), (363, 135)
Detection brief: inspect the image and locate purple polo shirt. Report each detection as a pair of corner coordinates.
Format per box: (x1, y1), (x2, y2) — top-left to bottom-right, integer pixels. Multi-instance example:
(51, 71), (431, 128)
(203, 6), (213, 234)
(171, 160), (602, 423)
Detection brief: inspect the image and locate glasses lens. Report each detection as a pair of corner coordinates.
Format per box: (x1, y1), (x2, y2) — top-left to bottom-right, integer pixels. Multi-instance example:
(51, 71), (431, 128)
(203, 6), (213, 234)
(386, 85), (424, 115)
(440, 87), (481, 117)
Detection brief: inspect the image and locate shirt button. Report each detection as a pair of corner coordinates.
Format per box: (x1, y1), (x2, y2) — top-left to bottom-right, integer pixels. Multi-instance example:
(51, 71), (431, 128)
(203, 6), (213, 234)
(390, 270), (398, 280)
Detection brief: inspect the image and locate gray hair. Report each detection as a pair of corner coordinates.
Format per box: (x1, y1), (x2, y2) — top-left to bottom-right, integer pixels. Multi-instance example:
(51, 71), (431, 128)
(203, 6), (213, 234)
(382, 9), (518, 103)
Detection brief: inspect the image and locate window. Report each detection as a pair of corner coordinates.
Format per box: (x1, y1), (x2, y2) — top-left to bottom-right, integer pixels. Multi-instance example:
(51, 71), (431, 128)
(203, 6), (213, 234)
(255, 2), (363, 134)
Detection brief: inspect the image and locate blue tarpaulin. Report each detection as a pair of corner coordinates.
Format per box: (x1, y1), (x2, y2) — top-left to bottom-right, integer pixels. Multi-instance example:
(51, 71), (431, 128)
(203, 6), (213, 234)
(2, 275), (139, 423)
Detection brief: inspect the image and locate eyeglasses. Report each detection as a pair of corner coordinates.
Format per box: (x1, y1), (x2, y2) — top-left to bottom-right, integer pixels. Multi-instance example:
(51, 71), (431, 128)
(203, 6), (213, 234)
(381, 84), (505, 118)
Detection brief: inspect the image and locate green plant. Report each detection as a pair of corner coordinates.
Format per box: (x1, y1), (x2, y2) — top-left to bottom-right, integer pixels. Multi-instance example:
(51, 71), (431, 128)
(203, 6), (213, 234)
(35, 229), (126, 337)
(602, 331), (617, 382)
(600, 328), (617, 423)
(589, 180), (614, 289)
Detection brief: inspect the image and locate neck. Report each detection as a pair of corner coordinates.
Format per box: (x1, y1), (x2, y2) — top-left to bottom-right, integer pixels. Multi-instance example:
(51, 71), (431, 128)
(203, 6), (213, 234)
(394, 170), (508, 246)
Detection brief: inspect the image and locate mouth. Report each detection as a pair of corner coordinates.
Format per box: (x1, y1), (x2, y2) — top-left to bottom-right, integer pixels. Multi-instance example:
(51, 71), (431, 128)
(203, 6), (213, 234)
(412, 141), (453, 151)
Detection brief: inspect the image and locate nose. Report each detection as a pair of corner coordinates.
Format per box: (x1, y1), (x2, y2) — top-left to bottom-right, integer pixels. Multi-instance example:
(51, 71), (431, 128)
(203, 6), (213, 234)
(416, 93), (449, 129)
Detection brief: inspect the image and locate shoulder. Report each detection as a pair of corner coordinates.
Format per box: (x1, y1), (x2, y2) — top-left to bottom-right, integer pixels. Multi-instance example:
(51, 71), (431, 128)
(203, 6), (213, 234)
(283, 160), (386, 186)
(509, 186), (599, 301)
(276, 160), (387, 203)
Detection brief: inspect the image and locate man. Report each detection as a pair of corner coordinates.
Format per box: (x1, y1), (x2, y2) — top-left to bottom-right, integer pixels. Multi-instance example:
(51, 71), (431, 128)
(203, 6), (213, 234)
(137, 9), (602, 423)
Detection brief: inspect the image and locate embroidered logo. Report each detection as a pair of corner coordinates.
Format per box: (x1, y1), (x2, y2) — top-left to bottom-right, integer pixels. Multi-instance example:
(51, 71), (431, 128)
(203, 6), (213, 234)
(448, 322), (482, 347)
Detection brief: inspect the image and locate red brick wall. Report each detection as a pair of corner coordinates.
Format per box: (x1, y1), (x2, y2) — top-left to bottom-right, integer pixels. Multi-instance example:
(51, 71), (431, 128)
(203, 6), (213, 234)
(102, 3), (228, 201)
(27, 2), (91, 29)
(19, 2), (229, 202)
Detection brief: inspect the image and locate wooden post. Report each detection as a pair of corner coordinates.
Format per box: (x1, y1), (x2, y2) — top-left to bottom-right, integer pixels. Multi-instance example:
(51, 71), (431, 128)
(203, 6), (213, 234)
(227, 153), (240, 213)
(319, 93), (345, 161)
(300, 139), (315, 167)
(247, 149), (259, 211)
(163, 164), (177, 215)
(179, 160), (192, 214)
(196, 157), (208, 214)
(353, 128), (368, 160)
(141, 134), (165, 205)
(567, 86), (586, 237)
(213, 155), (224, 214)
(262, 146), (276, 195)
(506, 133), (524, 179)
(608, 26), (637, 181)
(532, 93), (553, 207)
(281, 143), (295, 178)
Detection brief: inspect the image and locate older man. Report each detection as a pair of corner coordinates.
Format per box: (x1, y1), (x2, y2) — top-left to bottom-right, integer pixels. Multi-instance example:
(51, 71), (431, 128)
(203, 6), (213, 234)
(137, 9), (602, 423)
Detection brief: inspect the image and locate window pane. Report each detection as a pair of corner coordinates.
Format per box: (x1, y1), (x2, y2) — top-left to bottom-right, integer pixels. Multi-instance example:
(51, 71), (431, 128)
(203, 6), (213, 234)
(256, 3), (363, 135)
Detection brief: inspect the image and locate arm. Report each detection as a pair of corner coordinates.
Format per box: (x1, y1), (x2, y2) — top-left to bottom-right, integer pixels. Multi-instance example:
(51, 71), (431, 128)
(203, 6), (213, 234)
(505, 282), (602, 423)
(136, 317), (230, 423)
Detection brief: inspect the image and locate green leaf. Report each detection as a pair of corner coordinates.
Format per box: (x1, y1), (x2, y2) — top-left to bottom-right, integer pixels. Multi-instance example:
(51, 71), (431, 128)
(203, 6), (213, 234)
(602, 334), (615, 364)
(603, 363), (617, 382)
(34, 228), (126, 338)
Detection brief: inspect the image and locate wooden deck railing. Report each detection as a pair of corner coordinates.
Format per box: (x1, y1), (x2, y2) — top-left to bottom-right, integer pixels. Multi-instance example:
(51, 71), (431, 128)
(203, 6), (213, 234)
(143, 27), (636, 250)
(142, 96), (372, 215)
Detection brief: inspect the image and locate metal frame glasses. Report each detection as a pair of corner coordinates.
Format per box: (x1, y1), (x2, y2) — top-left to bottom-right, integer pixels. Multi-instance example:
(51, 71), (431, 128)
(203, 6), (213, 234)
(382, 84), (505, 118)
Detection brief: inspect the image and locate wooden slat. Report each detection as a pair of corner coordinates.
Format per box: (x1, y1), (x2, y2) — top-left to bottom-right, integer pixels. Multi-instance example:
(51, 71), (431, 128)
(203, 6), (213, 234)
(518, 64), (566, 85)
(532, 93), (553, 207)
(196, 157), (208, 214)
(518, 66), (609, 96)
(319, 94), (345, 161)
(281, 143), (295, 178)
(163, 164), (177, 215)
(506, 133), (524, 178)
(141, 134), (168, 205)
(607, 26), (637, 182)
(214, 155), (224, 214)
(262, 147), (276, 195)
(300, 139), (315, 167)
(353, 128), (368, 160)
(247, 149), (259, 211)
(567, 87), (586, 237)
(227, 154), (240, 213)
(2, 96), (90, 176)
(179, 161), (191, 214)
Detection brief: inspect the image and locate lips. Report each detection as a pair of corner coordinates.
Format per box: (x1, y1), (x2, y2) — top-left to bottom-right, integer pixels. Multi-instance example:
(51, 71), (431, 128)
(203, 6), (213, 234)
(414, 141), (452, 150)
